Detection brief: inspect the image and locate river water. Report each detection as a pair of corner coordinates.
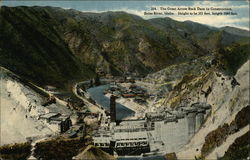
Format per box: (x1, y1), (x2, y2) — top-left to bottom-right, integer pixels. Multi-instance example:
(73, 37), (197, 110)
(87, 85), (135, 120)
(87, 84), (207, 159)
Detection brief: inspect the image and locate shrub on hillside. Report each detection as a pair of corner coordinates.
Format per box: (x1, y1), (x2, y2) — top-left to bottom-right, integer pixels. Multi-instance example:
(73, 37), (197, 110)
(34, 137), (85, 160)
(0, 142), (31, 160)
(201, 123), (229, 156)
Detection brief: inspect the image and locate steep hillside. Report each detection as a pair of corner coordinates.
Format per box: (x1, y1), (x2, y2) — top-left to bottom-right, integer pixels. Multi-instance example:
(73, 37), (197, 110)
(144, 56), (212, 85)
(149, 18), (249, 54)
(143, 39), (249, 158)
(1, 6), (248, 88)
(145, 41), (249, 105)
(0, 67), (72, 145)
(220, 26), (250, 37)
(216, 43), (249, 75)
(45, 8), (191, 74)
(219, 130), (250, 160)
(175, 60), (249, 159)
(0, 6), (95, 90)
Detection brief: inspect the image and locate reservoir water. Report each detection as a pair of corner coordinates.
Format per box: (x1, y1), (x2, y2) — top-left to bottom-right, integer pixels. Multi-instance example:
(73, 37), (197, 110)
(87, 84), (209, 158)
(87, 85), (135, 120)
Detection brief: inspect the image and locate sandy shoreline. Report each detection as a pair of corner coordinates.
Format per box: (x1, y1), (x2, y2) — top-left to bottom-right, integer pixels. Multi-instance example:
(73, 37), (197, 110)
(105, 93), (147, 118)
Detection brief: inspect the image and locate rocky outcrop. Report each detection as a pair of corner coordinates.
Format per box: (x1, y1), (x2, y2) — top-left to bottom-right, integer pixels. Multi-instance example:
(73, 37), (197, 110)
(175, 60), (249, 159)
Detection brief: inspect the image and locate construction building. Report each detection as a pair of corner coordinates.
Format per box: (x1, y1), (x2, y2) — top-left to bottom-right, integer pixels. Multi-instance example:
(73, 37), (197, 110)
(93, 96), (212, 156)
(39, 112), (72, 133)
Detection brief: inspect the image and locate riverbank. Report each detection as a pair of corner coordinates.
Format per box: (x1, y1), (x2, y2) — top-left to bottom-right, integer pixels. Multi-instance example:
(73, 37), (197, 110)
(86, 85), (135, 120)
(82, 80), (158, 120)
(105, 93), (146, 118)
(73, 83), (104, 114)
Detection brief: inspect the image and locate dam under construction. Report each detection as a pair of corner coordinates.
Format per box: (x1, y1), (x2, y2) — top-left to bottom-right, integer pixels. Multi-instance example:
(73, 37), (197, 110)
(92, 93), (212, 156)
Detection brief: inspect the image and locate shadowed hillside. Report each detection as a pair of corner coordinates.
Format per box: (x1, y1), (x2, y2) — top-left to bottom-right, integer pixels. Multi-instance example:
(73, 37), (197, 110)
(0, 6), (249, 90)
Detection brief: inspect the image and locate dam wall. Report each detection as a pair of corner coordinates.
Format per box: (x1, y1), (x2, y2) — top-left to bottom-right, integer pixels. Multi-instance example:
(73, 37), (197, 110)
(152, 108), (210, 153)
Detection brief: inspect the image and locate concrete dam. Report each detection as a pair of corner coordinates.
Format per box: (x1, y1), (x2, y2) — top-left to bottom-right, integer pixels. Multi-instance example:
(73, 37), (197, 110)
(148, 105), (211, 153)
(86, 83), (211, 156)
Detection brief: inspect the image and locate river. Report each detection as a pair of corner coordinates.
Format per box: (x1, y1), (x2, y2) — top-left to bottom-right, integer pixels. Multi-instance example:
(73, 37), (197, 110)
(86, 84), (207, 159)
(87, 85), (135, 120)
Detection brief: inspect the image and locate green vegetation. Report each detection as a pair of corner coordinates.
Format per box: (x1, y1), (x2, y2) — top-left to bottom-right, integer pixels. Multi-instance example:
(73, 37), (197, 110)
(34, 137), (85, 160)
(0, 6), (248, 92)
(230, 105), (250, 133)
(217, 43), (249, 75)
(201, 105), (250, 158)
(201, 124), (230, 157)
(0, 142), (31, 160)
(219, 131), (250, 160)
(174, 74), (196, 92)
(164, 152), (177, 160)
(74, 145), (116, 160)
(0, 6), (95, 92)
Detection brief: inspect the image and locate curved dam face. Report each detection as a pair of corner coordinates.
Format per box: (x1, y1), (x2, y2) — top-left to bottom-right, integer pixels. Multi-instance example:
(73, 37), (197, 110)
(88, 84), (211, 157)
(151, 110), (209, 153)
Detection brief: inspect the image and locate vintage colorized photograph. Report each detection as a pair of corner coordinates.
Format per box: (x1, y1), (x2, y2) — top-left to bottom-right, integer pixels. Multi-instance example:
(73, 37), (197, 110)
(0, 0), (249, 160)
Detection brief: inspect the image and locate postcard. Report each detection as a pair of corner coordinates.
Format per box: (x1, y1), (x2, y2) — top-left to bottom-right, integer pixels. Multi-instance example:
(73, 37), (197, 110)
(0, 0), (249, 160)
